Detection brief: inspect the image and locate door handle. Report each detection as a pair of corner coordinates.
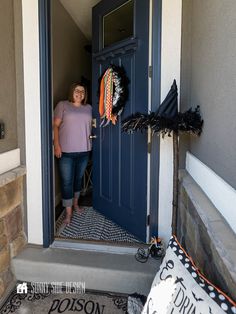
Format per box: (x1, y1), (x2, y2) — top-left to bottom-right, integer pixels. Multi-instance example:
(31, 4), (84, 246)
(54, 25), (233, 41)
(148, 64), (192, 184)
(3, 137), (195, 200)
(89, 135), (97, 139)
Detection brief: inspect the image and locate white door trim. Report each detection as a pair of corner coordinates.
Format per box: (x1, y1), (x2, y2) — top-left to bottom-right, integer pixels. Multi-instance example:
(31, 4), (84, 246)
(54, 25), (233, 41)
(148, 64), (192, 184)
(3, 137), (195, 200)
(158, 0), (182, 245)
(22, 0), (43, 244)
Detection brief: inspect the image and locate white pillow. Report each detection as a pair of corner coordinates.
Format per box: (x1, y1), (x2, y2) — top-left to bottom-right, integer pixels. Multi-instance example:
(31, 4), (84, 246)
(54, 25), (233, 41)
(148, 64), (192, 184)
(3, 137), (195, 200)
(142, 236), (236, 314)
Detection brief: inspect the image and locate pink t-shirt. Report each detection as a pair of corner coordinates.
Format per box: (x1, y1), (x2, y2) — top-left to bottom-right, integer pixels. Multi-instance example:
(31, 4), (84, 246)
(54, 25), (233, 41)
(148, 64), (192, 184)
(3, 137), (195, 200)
(54, 101), (92, 153)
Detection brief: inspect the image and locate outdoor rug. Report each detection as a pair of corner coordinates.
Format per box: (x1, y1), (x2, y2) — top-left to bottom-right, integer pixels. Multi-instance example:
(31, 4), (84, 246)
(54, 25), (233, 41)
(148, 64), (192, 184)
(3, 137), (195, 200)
(56, 207), (142, 243)
(0, 282), (129, 314)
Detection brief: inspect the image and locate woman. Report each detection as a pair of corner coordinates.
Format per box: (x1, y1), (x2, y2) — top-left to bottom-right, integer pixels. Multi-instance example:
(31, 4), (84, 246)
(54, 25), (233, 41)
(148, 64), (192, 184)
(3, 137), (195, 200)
(53, 83), (92, 225)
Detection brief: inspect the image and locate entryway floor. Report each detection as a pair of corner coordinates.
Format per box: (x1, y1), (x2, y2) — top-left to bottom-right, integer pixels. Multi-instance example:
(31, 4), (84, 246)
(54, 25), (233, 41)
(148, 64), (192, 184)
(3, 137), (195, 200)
(56, 207), (142, 243)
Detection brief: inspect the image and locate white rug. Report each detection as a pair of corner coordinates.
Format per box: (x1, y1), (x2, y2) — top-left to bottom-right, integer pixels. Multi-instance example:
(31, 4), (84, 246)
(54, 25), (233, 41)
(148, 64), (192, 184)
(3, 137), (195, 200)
(56, 207), (142, 243)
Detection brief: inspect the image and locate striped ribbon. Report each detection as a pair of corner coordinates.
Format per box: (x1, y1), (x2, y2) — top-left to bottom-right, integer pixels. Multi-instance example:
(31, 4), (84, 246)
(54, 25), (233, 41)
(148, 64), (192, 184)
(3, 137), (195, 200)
(99, 68), (117, 126)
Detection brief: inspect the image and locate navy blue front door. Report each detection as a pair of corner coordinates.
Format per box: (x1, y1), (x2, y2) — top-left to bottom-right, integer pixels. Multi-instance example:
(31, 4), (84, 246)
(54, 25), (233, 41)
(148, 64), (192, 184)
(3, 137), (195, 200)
(92, 0), (149, 241)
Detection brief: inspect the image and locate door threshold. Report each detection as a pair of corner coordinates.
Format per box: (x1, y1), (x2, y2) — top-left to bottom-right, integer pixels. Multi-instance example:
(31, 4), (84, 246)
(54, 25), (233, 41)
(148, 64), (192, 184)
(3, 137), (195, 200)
(51, 237), (148, 255)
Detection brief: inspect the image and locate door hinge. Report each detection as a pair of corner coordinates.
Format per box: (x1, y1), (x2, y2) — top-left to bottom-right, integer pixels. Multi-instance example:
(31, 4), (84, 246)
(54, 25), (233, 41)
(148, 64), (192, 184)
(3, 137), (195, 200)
(148, 66), (153, 78)
(148, 141), (151, 154)
(92, 118), (97, 128)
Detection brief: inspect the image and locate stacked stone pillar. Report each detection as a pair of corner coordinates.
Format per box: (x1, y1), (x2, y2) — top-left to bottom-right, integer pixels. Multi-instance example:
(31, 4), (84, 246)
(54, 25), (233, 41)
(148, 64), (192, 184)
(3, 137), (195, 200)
(0, 167), (26, 298)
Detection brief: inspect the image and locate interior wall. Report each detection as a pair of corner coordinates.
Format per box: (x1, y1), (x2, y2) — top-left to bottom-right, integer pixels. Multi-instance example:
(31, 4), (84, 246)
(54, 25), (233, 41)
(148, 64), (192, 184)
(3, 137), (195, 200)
(0, 0), (17, 153)
(180, 0), (236, 190)
(52, 0), (92, 105)
(52, 0), (92, 206)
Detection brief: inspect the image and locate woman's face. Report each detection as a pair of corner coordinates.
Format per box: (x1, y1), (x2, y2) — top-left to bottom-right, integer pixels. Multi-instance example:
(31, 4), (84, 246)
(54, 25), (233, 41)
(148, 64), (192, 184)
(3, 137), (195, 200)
(73, 85), (85, 103)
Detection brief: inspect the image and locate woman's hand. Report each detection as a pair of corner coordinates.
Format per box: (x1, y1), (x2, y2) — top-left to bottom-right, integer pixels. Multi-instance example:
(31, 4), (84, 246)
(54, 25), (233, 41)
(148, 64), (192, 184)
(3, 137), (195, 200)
(54, 144), (62, 158)
(53, 118), (62, 158)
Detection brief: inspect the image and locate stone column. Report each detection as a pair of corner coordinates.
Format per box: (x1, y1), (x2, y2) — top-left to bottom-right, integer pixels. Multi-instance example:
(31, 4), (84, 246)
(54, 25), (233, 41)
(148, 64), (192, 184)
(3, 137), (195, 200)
(0, 166), (26, 298)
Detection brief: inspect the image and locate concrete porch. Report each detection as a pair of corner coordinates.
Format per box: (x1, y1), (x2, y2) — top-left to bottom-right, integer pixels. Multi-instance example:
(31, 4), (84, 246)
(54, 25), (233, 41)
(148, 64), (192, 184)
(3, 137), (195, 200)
(12, 244), (161, 295)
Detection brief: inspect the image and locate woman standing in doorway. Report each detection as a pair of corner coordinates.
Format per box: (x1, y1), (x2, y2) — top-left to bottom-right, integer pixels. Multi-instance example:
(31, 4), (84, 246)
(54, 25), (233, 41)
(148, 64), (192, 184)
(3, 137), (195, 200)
(53, 83), (92, 225)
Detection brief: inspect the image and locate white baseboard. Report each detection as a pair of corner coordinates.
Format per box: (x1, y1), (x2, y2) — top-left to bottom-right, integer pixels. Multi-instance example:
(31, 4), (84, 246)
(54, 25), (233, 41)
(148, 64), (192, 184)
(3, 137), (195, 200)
(186, 151), (236, 234)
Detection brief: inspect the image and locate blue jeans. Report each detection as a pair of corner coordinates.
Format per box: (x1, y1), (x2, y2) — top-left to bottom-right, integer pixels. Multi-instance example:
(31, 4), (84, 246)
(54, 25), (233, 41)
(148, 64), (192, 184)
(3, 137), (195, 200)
(59, 152), (90, 207)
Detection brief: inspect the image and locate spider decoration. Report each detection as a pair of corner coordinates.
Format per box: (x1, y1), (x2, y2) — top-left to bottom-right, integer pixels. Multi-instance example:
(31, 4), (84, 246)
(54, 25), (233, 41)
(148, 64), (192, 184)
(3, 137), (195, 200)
(135, 237), (165, 263)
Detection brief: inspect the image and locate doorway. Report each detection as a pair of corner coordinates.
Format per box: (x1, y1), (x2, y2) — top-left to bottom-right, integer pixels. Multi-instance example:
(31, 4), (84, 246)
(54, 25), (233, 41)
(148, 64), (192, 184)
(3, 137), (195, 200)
(39, 0), (160, 249)
(51, 0), (94, 240)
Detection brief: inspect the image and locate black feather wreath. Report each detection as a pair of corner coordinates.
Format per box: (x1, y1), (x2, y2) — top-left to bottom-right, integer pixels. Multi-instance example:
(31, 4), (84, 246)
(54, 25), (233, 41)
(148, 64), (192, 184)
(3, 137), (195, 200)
(111, 65), (129, 116)
(97, 65), (129, 118)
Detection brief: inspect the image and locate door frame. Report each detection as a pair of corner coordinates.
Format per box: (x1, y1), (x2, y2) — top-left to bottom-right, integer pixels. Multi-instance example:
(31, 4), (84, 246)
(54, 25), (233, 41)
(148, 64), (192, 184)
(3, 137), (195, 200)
(38, 0), (161, 247)
(38, 0), (54, 247)
(149, 0), (162, 239)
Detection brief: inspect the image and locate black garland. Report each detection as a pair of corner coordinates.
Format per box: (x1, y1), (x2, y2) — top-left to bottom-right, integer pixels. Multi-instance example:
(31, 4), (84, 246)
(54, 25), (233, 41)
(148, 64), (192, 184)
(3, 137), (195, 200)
(122, 106), (203, 137)
(97, 65), (129, 121)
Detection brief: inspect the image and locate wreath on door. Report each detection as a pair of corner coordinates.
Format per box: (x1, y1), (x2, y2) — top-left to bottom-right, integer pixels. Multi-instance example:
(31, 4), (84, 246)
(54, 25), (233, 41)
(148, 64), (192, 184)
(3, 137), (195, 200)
(98, 65), (129, 126)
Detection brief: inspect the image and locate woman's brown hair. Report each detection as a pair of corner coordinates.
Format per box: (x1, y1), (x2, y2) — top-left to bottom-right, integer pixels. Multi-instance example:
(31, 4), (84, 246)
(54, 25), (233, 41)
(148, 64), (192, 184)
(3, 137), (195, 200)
(68, 83), (88, 105)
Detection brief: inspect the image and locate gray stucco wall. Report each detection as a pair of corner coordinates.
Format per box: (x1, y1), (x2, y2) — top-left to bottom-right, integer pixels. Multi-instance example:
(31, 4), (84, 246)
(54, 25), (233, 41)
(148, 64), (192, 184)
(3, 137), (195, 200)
(0, 0), (17, 153)
(14, 0), (25, 165)
(180, 0), (236, 190)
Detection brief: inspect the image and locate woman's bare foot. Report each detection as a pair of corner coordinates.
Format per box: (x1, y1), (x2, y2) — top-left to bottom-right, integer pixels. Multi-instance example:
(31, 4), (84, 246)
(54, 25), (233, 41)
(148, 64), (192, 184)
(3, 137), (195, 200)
(63, 207), (72, 225)
(73, 197), (84, 214)
(74, 205), (84, 214)
(63, 214), (72, 225)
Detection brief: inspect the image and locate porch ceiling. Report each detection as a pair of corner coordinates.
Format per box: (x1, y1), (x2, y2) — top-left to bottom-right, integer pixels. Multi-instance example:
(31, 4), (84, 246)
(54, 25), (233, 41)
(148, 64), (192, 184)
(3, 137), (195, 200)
(59, 0), (101, 40)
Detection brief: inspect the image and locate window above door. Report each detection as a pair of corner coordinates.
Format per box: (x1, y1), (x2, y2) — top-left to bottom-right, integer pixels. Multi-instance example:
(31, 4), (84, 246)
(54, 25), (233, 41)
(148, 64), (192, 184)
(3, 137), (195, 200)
(103, 0), (134, 48)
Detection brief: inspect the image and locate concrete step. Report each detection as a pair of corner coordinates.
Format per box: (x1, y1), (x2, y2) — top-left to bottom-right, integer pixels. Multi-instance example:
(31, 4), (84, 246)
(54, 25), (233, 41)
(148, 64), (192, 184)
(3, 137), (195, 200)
(12, 245), (160, 295)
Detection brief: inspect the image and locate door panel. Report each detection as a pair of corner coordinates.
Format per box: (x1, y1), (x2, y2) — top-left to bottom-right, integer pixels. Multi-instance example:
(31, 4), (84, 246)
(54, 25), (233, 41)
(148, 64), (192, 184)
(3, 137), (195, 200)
(92, 0), (149, 241)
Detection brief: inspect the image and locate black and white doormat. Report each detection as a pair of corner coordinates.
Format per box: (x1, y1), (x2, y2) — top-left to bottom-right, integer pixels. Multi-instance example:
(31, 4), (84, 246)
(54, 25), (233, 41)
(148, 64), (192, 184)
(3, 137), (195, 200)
(0, 282), (128, 314)
(56, 207), (141, 243)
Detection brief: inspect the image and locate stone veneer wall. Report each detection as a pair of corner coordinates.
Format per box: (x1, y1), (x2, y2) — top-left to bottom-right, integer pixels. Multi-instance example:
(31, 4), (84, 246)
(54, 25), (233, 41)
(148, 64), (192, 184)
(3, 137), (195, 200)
(0, 166), (26, 299)
(177, 170), (236, 301)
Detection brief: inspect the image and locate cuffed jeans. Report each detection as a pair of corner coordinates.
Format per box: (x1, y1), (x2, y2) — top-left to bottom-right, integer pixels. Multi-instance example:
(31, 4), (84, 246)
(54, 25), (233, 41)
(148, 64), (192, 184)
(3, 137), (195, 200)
(59, 151), (90, 207)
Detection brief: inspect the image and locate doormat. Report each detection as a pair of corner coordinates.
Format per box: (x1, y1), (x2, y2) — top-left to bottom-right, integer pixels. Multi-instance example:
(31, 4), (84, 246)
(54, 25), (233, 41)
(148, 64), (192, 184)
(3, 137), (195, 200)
(56, 207), (142, 244)
(0, 282), (128, 314)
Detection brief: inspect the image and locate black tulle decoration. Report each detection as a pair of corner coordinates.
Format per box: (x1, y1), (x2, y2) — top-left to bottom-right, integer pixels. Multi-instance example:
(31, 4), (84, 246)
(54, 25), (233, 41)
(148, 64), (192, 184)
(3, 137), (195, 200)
(121, 80), (203, 137)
